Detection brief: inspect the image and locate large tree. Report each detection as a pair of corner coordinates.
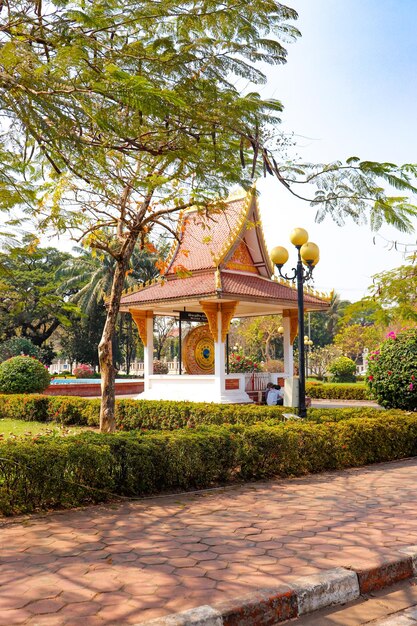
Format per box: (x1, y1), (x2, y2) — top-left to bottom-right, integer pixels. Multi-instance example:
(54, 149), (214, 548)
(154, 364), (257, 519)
(0, 237), (77, 345)
(334, 324), (382, 362)
(370, 260), (417, 325)
(2, 1), (417, 430)
(231, 316), (284, 361)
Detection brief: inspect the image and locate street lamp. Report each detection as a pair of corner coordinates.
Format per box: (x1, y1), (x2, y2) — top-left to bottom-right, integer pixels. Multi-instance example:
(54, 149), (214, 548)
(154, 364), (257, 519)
(304, 335), (313, 379)
(270, 228), (320, 417)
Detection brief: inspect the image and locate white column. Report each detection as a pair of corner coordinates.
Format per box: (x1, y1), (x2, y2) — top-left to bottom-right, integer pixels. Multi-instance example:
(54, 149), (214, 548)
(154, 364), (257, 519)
(282, 315), (294, 378)
(143, 314), (154, 392)
(214, 309), (225, 401)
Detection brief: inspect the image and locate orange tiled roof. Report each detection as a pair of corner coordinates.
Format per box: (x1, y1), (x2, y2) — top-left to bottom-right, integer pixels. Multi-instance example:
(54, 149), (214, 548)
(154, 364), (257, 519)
(119, 189), (329, 312)
(120, 272), (216, 306)
(166, 197), (247, 274)
(119, 269), (327, 308)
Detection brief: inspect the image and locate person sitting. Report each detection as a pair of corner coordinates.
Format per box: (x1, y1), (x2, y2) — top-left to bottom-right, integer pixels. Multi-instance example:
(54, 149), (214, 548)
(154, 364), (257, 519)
(264, 382), (274, 404)
(266, 384), (280, 406)
(274, 384), (284, 406)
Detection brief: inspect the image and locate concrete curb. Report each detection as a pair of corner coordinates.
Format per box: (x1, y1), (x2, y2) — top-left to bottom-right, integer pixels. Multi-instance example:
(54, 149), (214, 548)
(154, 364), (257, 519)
(139, 546), (417, 625)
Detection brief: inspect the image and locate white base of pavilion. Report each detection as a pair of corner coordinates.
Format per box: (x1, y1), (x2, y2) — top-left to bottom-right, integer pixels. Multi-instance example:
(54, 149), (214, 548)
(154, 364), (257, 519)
(136, 374), (252, 404)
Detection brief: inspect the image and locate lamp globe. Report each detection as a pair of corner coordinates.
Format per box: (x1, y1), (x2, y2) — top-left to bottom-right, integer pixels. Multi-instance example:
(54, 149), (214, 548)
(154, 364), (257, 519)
(278, 326), (284, 335)
(270, 246), (289, 267)
(290, 227), (309, 247)
(300, 242), (320, 265)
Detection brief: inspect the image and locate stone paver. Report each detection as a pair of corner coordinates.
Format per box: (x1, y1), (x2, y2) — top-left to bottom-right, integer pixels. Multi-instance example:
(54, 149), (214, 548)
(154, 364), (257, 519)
(2, 458), (417, 624)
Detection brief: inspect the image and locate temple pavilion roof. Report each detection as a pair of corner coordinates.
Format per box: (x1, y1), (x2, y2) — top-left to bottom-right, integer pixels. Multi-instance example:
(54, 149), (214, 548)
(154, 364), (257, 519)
(119, 189), (330, 318)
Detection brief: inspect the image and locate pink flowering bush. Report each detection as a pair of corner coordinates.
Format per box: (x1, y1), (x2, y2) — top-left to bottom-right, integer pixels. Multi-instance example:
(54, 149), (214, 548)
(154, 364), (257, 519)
(229, 353), (262, 373)
(0, 356), (51, 394)
(73, 364), (94, 379)
(367, 328), (417, 409)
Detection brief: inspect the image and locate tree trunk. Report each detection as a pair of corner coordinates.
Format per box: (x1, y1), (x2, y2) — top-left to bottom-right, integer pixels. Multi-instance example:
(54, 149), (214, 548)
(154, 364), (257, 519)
(98, 247), (135, 432)
(264, 337), (271, 361)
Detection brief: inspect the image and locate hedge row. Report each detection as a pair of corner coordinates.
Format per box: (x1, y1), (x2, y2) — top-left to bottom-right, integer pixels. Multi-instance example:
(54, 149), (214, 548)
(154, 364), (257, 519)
(0, 395), (290, 429)
(1, 414), (417, 514)
(306, 382), (369, 400)
(0, 394), (398, 431)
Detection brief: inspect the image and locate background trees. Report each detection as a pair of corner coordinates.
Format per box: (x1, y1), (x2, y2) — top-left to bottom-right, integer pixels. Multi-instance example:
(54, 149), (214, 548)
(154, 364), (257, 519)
(0, 238), (77, 347)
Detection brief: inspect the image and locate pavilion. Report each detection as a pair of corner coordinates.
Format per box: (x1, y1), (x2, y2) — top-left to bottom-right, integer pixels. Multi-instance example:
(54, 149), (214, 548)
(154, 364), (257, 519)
(119, 189), (329, 403)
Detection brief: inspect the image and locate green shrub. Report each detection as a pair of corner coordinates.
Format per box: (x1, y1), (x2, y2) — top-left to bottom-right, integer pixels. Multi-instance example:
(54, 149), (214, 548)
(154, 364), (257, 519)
(306, 382), (368, 400)
(113, 399), (287, 431)
(47, 396), (100, 425)
(0, 337), (42, 362)
(0, 356), (51, 394)
(306, 406), (400, 422)
(2, 414), (417, 514)
(0, 394), (50, 421)
(367, 328), (417, 410)
(0, 438), (114, 514)
(0, 394), (401, 431)
(328, 356), (357, 382)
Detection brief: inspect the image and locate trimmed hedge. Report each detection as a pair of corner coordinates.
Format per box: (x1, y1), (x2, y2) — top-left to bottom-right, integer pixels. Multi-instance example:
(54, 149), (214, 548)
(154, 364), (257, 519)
(1, 414), (417, 514)
(0, 395), (290, 429)
(0, 356), (51, 394)
(306, 382), (369, 400)
(0, 394), (396, 431)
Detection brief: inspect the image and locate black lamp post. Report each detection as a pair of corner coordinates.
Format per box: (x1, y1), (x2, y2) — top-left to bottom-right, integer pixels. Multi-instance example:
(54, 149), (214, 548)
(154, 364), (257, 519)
(270, 228), (319, 418)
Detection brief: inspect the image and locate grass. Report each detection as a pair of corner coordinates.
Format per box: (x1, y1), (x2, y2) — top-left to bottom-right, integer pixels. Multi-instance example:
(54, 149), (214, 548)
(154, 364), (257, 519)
(0, 419), (86, 439)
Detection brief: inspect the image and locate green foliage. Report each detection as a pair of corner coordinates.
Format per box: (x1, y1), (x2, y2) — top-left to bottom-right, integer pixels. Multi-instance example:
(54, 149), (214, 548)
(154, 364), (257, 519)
(0, 395), (288, 429)
(367, 328), (417, 409)
(60, 300), (106, 370)
(308, 345), (341, 380)
(0, 357), (51, 394)
(0, 393), (399, 431)
(230, 316), (284, 361)
(0, 395), (51, 422)
(328, 356), (357, 382)
(0, 337), (42, 362)
(307, 407), (400, 422)
(306, 382), (368, 400)
(0, 238), (77, 346)
(338, 298), (382, 329)
(307, 292), (350, 347)
(0, 438), (114, 515)
(334, 324), (382, 362)
(370, 259), (417, 325)
(2, 414), (417, 514)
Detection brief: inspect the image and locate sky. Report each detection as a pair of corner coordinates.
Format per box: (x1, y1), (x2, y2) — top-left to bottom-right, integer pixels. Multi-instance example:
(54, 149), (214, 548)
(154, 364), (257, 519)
(256, 0), (417, 300)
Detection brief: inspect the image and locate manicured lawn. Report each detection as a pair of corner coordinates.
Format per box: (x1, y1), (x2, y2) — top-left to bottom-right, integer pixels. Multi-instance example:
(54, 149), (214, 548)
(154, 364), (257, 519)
(0, 419), (86, 439)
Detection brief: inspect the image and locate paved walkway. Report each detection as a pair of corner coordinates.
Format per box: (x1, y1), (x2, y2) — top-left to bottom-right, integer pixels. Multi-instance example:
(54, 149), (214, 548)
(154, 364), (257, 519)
(2, 458), (417, 625)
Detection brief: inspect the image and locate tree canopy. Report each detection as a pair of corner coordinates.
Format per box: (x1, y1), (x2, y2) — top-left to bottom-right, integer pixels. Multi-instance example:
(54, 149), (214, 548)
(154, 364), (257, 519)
(370, 259), (417, 324)
(0, 237), (77, 346)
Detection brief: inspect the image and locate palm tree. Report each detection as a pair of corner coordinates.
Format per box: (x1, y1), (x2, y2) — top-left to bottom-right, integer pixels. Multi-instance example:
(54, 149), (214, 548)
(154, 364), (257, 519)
(56, 245), (161, 314)
(326, 291), (350, 337)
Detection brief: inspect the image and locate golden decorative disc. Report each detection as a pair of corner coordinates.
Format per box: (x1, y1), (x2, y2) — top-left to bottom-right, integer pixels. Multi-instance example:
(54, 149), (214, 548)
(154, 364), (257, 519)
(182, 325), (215, 375)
